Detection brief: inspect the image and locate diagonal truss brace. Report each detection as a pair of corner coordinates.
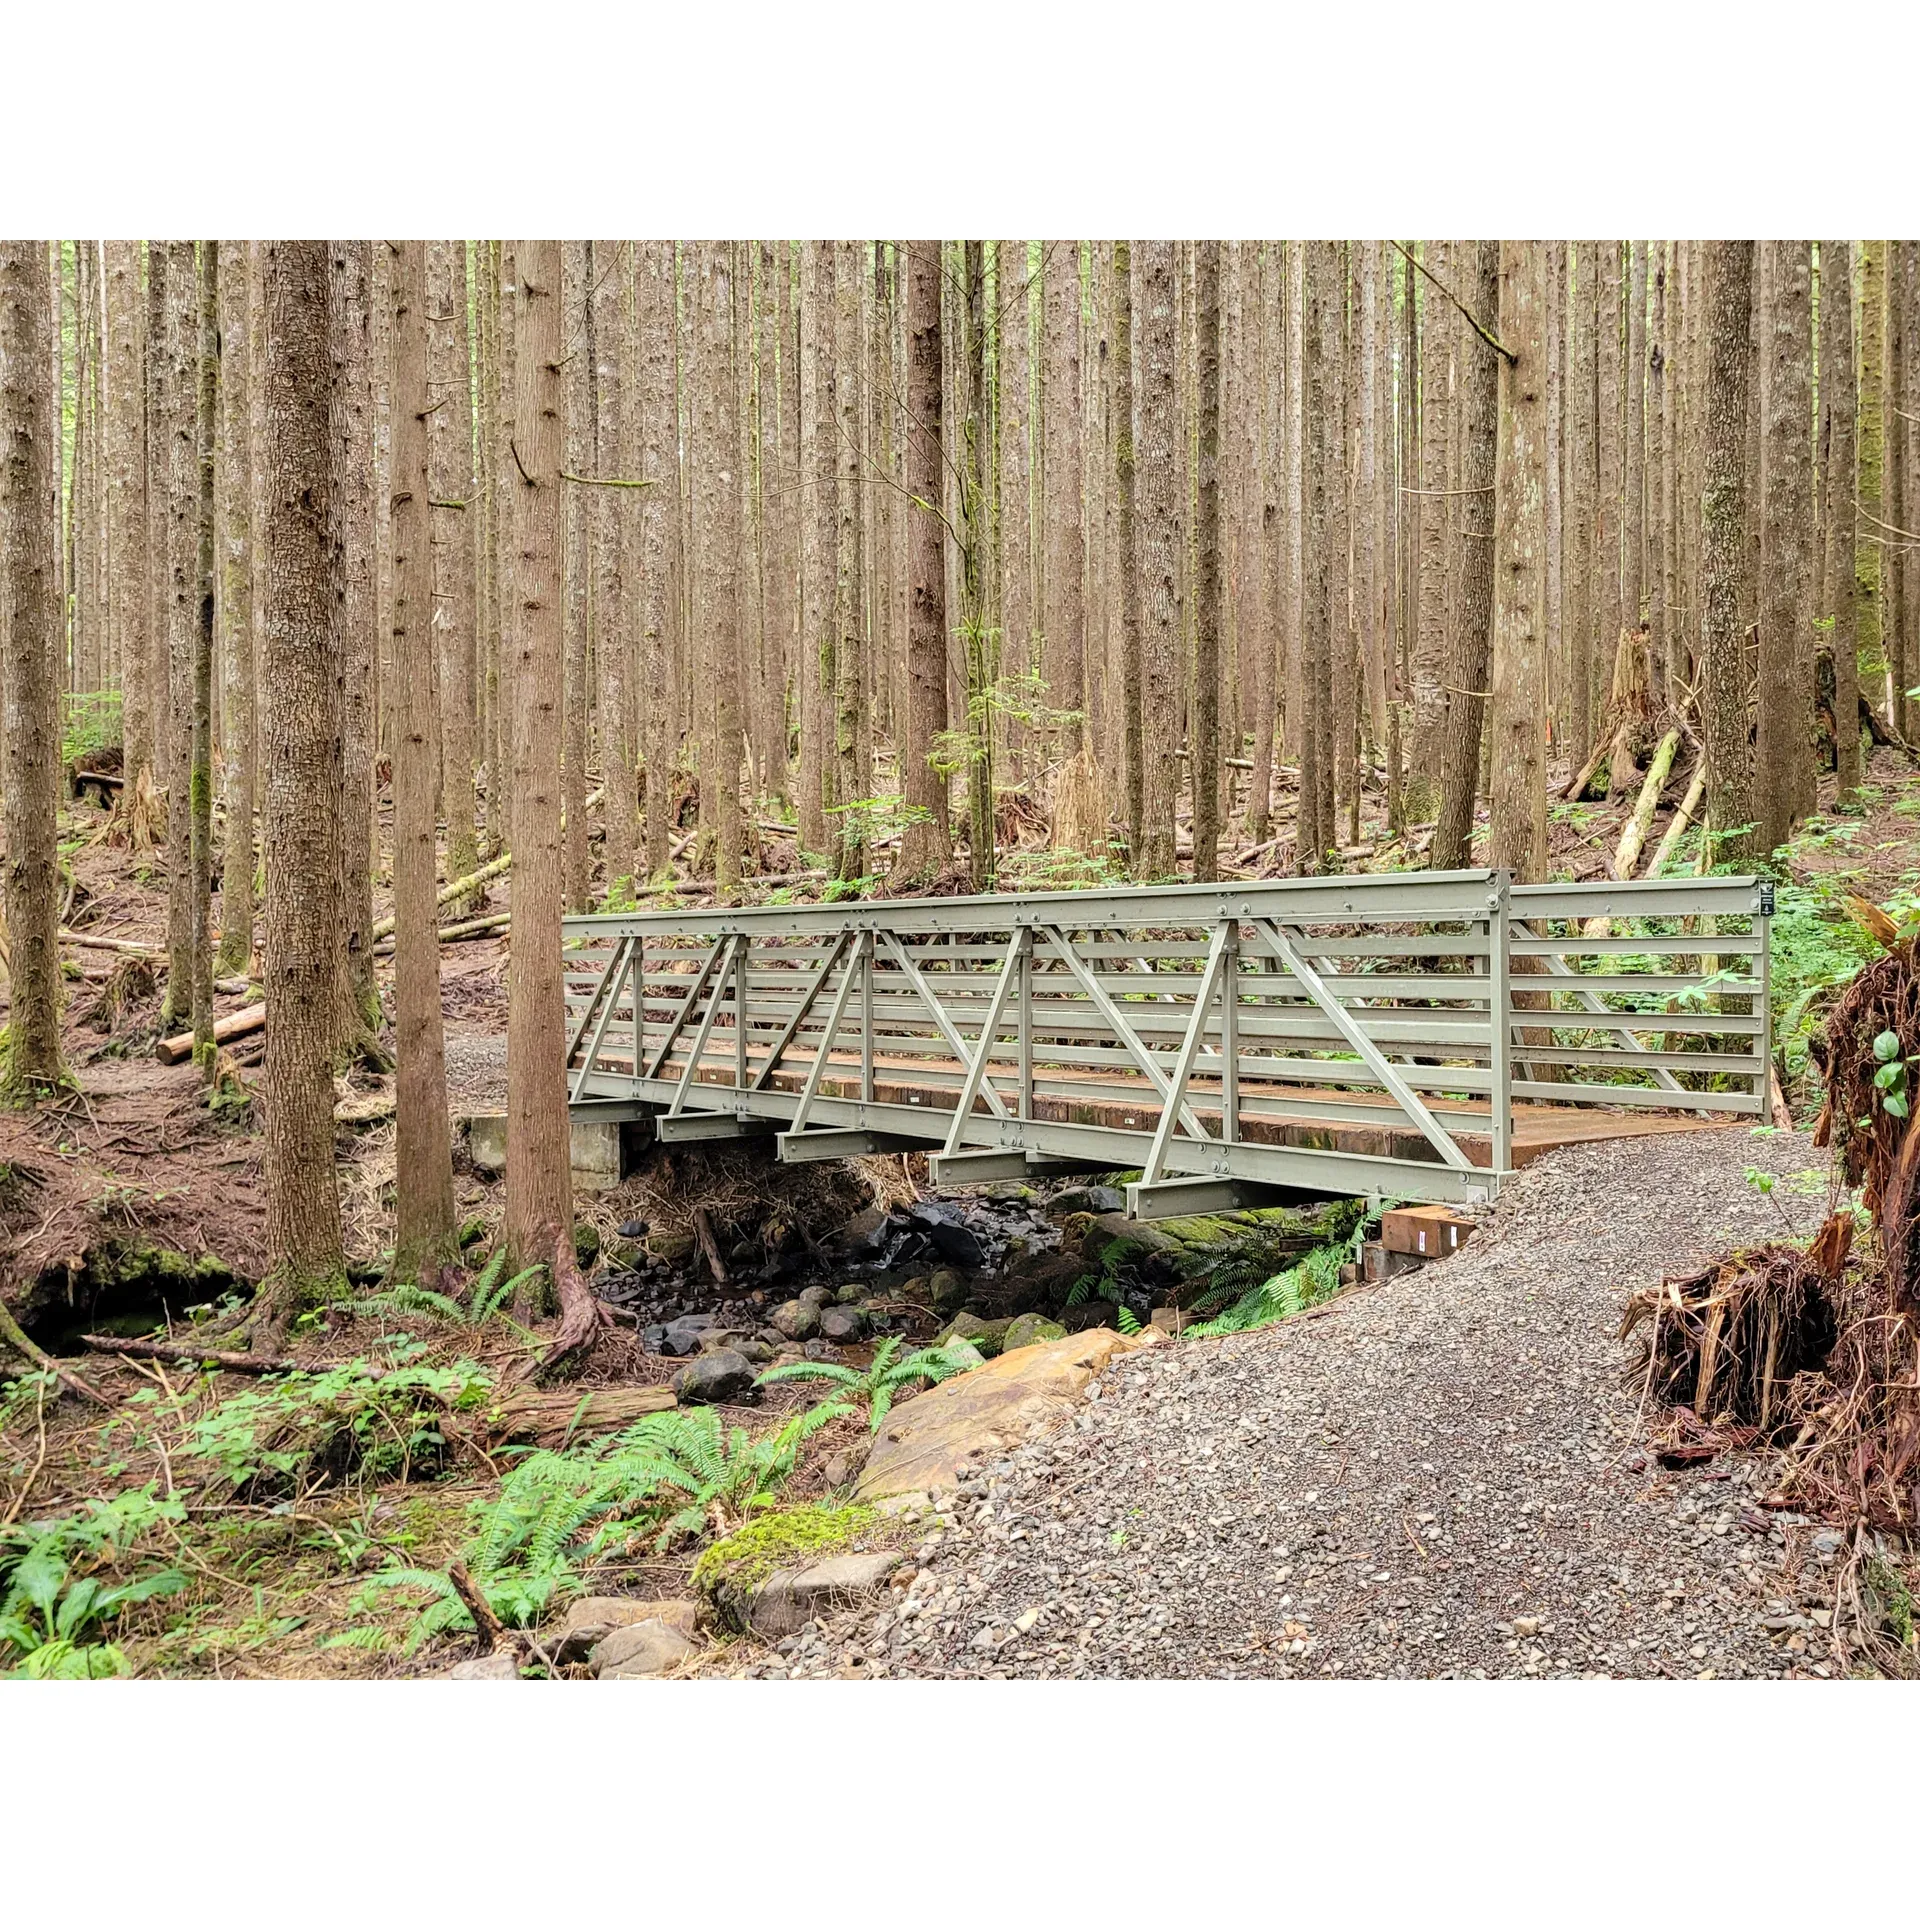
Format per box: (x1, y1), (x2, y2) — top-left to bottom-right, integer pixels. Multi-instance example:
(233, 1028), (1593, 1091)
(788, 932), (866, 1136)
(941, 927), (1028, 1156)
(570, 939), (635, 1101)
(642, 935), (730, 1081)
(1246, 919), (1478, 1174)
(1039, 924), (1210, 1143)
(751, 930), (853, 1092)
(876, 929), (1012, 1122)
(1141, 925), (1233, 1184)
(666, 934), (740, 1117)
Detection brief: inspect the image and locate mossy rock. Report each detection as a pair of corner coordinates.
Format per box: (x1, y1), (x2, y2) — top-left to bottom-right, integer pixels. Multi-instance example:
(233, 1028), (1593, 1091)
(692, 1501), (902, 1629)
(1002, 1312), (1067, 1350)
(947, 1311), (1013, 1356)
(572, 1222), (602, 1271)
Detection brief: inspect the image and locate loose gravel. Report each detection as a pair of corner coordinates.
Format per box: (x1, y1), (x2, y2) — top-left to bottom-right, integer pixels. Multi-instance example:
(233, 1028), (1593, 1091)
(738, 1128), (1858, 1680)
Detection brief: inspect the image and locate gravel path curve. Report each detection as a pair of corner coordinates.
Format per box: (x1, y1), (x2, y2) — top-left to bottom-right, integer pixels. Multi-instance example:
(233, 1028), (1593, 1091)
(743, 1129), (1855, 1680)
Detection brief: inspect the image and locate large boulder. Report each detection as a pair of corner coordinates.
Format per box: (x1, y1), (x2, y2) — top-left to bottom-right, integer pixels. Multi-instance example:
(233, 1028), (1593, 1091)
(658, 1312), (717, 1357)
(927, 1268), (971, 1312)
(1044, 1185), (1126, 1216)
(672, 1349), (757, 1405)
(856, 1328), (1139, 1499)
(549, 1596), (699, 1665)
(590, 1617), (698, 1677)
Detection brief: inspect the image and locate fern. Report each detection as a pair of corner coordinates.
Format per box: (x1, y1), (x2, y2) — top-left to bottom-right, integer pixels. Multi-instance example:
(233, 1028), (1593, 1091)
(755, 1336), (981, 1431)
(352, 1252), (545, 1331)
(1117, 1304), (1143, 1336)
(1185, 1213), (1371, 1339)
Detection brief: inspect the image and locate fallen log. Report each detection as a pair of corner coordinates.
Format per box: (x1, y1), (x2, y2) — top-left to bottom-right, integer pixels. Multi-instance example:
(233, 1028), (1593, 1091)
(60, 931), (164, 957)
(157, 1001), (263, 1064)
(489, 1383), (678, 1448)
(374, 911), (510, 953)
(79, 1332), (305, 1375)
(370, 851), (512, 941)
(1645, 758), (1708, 878)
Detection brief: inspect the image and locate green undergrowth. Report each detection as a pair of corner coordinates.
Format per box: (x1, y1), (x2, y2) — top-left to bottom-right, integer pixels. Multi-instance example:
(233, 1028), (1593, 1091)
(1185, 1207), (1374, 1339)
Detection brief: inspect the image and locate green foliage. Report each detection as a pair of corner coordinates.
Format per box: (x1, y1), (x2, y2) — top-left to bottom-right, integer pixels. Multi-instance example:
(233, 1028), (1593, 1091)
(691, 1501), (882, 1596)
(754, 1335), (981, 1431)
(1, 1485), (185, 1678)
(173, 1358), (491, 1497)
(1185, 1212), (1371, 1338)
(357, 1403), (857, 1651)
(352, 1250), (543, 1332)
(62, 688), (122, 765)
(1116, 1304), (1144, 1337)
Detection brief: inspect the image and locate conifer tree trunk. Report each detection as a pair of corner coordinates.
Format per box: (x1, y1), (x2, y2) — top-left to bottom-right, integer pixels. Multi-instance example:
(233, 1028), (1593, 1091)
(332, 242), (378, 1052)
(502, 239), (589, 1343)
(1567, 242), (1597, 758)
(1191, 240), (1222, 880)
(256, 240), (346, 1341)
(796, 241), (832, 853)
(188, 242), (217, 1072)
(1134, 240), (1180, 882)
(831, 243), (863, 882)
(1857, 242), (1888, 721)
(1430, 243), (1500, 872)
(431, 240), (480, 885)
(1113, 241), (1144, 851)
(592, 240), (635, 887)
(1488, 241), (1549, 882)
(997, 243), (1033, 782)
(1624, 241), (1648, 636)
(0, 240), (69, 1100)
(144, 241), (171, 810)
(161, 241), (197, 1027)
(1820, 241), (1860, 792)
(1595, 240), (1624, 656)
(105, 241), (147, 790)
(1887, 242), (1909, 714)
(1700, 241), (1757, 861)
(215, 240), (256, 976)
(389, 240), (458, 1283)
(1297, 240), (1334, 872)
(561, 243), (592, 911)
(1756, 241), (1813, 853)
(636, 240), (677, 877)
(1409, 240), (1451, 809)
(1043, 241), (1085, 751)
(710, 241), (745, 900)
(899, 240), (949, 877)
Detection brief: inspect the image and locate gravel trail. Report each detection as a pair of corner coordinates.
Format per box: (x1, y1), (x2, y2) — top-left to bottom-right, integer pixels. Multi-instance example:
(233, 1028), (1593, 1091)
(745, 1129), (1855, 1680)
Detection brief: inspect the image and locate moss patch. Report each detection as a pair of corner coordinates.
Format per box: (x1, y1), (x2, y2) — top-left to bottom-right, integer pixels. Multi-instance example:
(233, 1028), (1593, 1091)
(691, 1501), (890, 1597)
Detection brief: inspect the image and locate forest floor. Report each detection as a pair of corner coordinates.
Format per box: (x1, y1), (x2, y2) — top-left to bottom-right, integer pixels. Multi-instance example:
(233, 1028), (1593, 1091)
(3, 739), (1919, 1678)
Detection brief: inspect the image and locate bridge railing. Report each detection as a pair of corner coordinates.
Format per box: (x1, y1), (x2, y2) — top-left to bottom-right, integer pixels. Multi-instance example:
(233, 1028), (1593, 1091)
(561, 868), (1769, 1219)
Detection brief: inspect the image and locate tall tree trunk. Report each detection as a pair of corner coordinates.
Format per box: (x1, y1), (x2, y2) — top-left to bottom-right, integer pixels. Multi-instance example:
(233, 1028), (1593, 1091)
(144, 241), (171, 814)
(831, 243), (863, 883)
(700, 240), (745, 901)
(1134, 241), (1180, 881)
(1820, 241), (1860, 793)
(1756, 241), (1814, 854)
(389, 241), (458, 1283)
(796, 241), (832, 854)
(502, 239), (591, 1350)
(257, 240), (346, 1341)
(0, 240), (68, 1099)
(1700, 242), (1757, 862)
(1430, 243), (1500, 871)
(1113, 241), (1144, 851)
(428, 239), (479, 886)
(1567, 241), (1597, 759)
(997, 243), (1033, 783)
(1596, 240), (1624, 659)
(1857, 242), (1888, 722)
(561, 242), (592, 911)
(637, 240), (677, 878)
(1624, 241), (1648, 637)
(1191, 240), (1222, 880)
(1488, 241), (1549, 883)
(332, 242), (378, 1054)
(1043, 241), (1085, 750)
(161, 241), (196, 1027)
(1297, 239), (1335, 872)
(1409, 240), (1452, 810)
(899, 240), (949, 877)
(106, 242), (147, 794)
(188, 243), (217, 1072)
(592, 240), (634, 887)
(215, 240), (256, 976)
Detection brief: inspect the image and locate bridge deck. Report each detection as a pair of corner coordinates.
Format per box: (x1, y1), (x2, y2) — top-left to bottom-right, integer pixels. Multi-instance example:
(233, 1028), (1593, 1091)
(561, 870), (1770, 1219)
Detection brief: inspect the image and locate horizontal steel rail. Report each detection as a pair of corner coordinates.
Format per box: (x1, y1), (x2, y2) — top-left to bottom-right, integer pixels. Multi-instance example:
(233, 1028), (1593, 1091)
(558, 868), (1769, 1218)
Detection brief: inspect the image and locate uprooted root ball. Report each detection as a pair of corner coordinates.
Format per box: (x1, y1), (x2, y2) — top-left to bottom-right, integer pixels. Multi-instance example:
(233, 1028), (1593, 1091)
(1619, 1245), (1836, 1434)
